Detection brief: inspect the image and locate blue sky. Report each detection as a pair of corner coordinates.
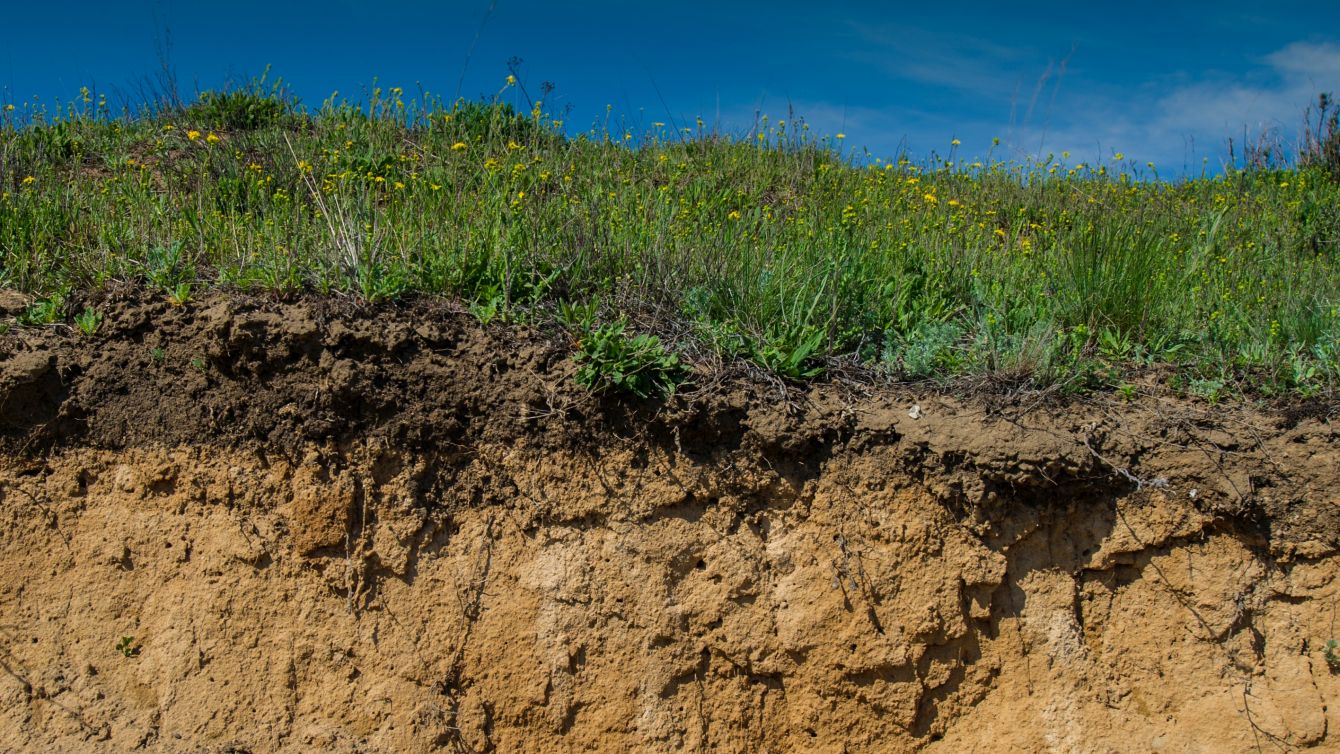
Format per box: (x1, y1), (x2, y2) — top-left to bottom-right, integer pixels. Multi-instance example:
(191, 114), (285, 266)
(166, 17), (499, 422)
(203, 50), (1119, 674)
(4, 1), (1339, 173)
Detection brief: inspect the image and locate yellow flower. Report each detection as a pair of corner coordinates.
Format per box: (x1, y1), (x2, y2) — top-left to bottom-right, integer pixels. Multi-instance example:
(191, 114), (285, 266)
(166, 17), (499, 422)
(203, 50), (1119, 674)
(187, 130), (201, 141)
(451, 142), (467, 151)
(394, 181), (406, 190)
(836, 133), (846, 139)
(206, 132), (221, 144)
(3, 104), (13, 112)
(727, 210), (742, 220)
(297, 160), (313, 173)
(951, 138), (961, 146)
(922, 193), (937, 204)
(22, 175), (35, 185)
(1113, 152), (1124, 161)
(507, 141), (522, 151)
(505, 74), (517, 86)
(430, 183), (442, 191)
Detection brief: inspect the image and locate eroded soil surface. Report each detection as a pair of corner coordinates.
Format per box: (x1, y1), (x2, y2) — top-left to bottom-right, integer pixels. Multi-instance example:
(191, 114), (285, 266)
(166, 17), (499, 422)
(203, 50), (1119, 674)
(1, 288), (1338, 752)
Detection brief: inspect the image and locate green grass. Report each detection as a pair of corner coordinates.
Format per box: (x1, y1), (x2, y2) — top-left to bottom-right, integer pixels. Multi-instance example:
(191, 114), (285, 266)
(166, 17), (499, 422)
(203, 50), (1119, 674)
(3, 75), (1339, 398)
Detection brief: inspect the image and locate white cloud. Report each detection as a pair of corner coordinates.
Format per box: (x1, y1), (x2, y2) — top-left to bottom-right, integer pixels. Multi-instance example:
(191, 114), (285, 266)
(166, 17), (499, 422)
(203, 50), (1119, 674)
(1016, 41), (1340, 170)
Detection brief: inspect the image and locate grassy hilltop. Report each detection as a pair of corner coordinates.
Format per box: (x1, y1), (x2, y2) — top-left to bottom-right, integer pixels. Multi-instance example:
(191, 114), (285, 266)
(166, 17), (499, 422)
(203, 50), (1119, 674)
(3, 75), (1339, 399)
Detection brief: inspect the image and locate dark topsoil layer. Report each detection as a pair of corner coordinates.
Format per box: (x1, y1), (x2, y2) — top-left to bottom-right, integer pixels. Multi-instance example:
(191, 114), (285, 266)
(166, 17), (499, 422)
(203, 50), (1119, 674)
(2, 285), (1338, 555)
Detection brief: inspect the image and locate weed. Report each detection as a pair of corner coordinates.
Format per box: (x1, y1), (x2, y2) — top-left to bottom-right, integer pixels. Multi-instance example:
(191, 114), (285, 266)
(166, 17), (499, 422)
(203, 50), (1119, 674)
(150, 346), (166, 363)
(755, 324), (826, 381)
(1302, 93), (1340, 182)
(184, 68), (298, 131)
(190, 357), (207, 371)
(1189, 377), (1228, 404)
(573, 319), (686, 399)
(74, 306), (102, 336)
(18, 296), (63, 326)
(166, 282), (192, 307)
(115, 636), (141, 658)
(1326, 639), (1340, 673)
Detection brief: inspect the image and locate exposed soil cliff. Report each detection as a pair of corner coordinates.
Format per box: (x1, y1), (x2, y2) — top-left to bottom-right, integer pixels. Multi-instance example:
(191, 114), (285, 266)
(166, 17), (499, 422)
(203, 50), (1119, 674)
(1, 289), (1338, 752)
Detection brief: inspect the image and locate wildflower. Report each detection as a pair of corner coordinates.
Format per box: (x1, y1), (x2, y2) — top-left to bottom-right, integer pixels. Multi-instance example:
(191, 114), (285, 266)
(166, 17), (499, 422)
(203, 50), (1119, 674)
(187, 130), (201, 141)
(394, 181), (406, 190)
(451, 142), (467, 151)
(836, 133), (846, 140)
(506, 74), (517, 86)
(922, 193), (937, 204)
(951, 138), (961, 146)
(22, 175), (35, 185)
(430, 183), (442, 191)
(1113, 152), (1124, 161)
(727, 210), (742, 220)
(206, 133), (221, 144)
(297, 160), (313, 173)
(507, 141), (522, 151)
(3, 104), (12, 112)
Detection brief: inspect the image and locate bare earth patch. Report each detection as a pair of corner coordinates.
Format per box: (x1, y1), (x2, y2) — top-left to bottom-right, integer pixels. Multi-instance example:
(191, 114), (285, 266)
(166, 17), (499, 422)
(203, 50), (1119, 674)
(1, 289), (1337, 752)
